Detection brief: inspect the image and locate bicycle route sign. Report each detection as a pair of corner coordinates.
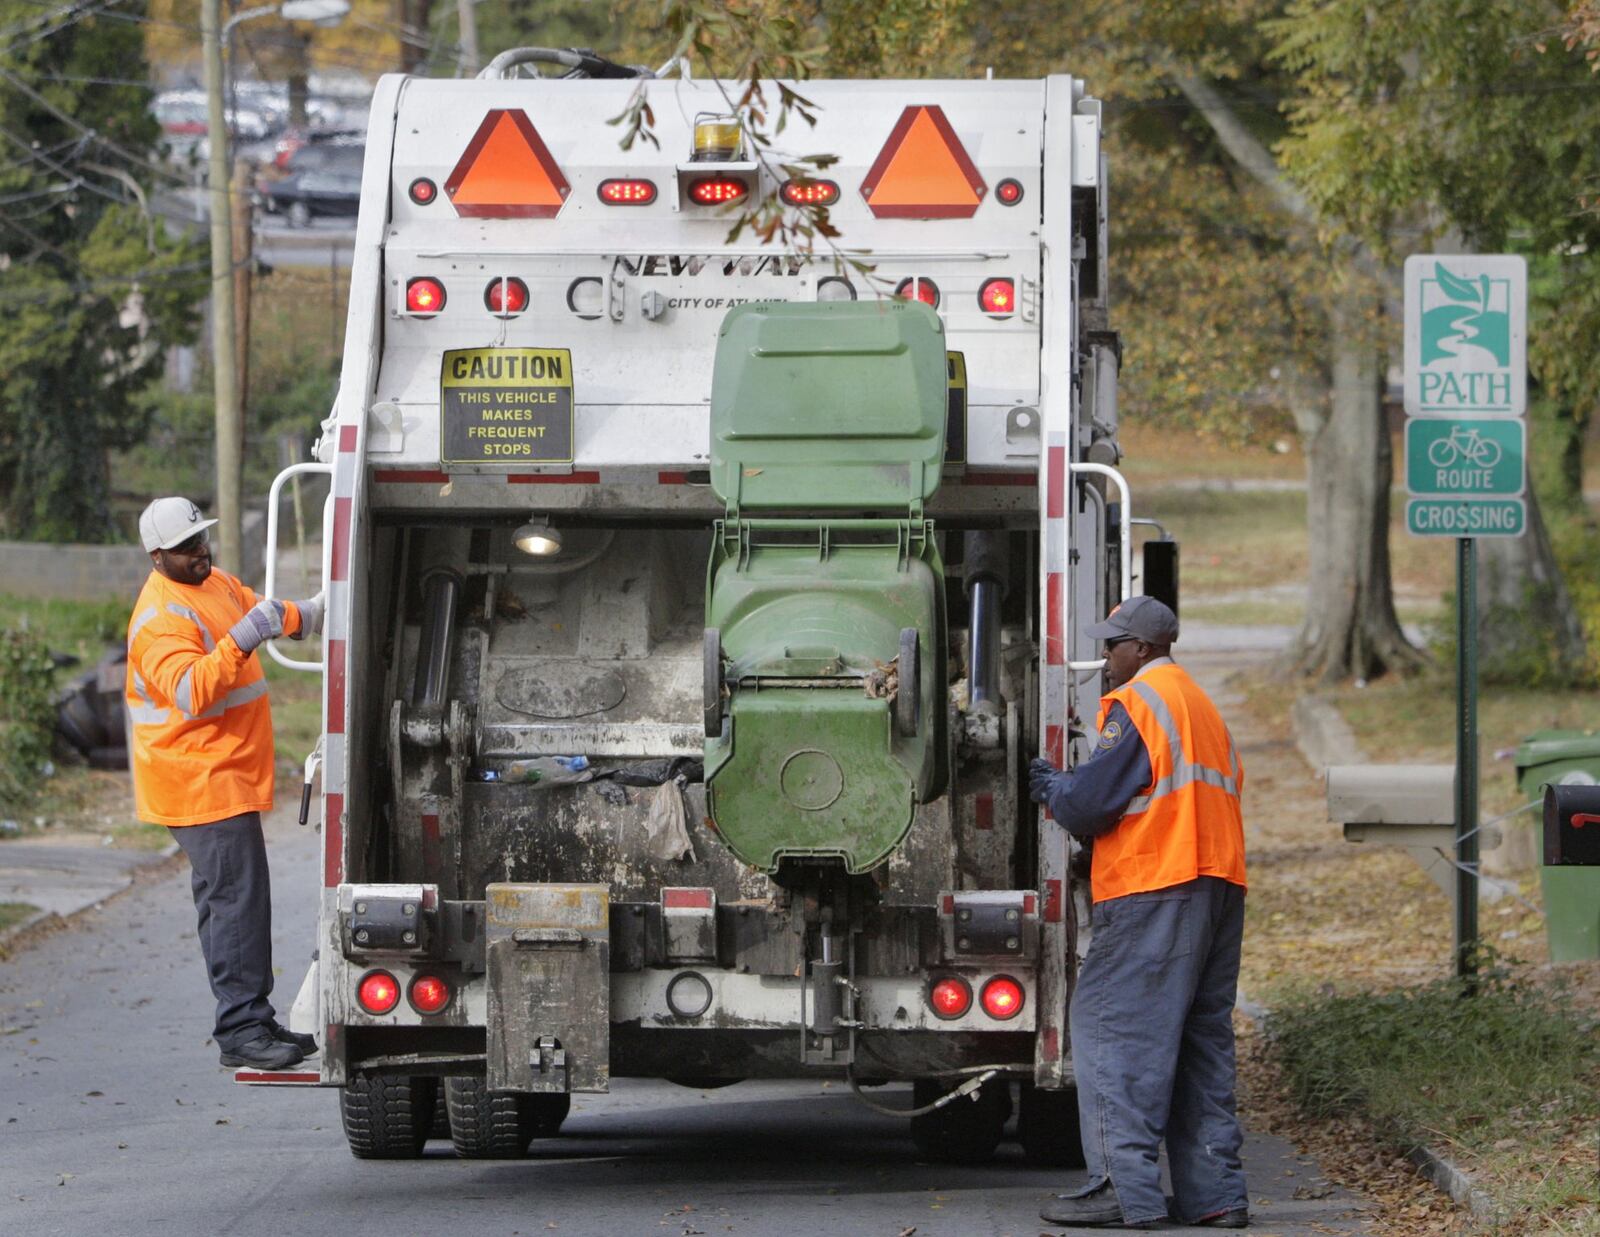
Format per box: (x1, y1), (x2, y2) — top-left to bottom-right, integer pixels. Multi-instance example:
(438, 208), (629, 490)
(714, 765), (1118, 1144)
(1403, 255), (1527, 537)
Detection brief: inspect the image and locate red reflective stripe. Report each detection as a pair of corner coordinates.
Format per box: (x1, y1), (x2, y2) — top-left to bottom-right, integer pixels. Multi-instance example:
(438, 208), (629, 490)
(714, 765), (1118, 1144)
(1041, 1024), (1059, 1060)
(663, 887), (713, 909)
(234, 1069), (320, 1084)
(975, 793), (994, 830)
(957, 471), (1035, 487)
(1023, 893), (1036, 915)
(324, 792), (344, 886)
(375, 469), (449, 484)
(941, 894), (955, 915)
(507, 471), (601, 484)
(658, 471), (689, 484)
(1043, 878), (1063, 923)
(1045, 724), (1064, 768)
(1046, 445), (1065, 519)
(1045, 571), (1064, 664)
(338, 425), (357, 452)
(329, 497), (352, 583)
(421, 812), (442, 875)
(325, 639), (346, 734)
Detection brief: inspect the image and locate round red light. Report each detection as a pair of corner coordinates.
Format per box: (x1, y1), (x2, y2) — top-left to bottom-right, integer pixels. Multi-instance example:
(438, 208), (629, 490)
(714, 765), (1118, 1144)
(408, 974), (451, 1015)
(405, 277), (446, 315)
(598, 178), (657, 205)
(689, 177), (748, 206)
(484, 276), (529, 316)
(995, 178), (1024, 206)
(894, 277), (941, 309)
(980, 976), (1025, 1020)
(357, 970), (400, 1015)
(780, 179), (839, 207)
(979, 277), (1016, 318)
(408, 177), (437, 205)
(929, 976), (972, 1020)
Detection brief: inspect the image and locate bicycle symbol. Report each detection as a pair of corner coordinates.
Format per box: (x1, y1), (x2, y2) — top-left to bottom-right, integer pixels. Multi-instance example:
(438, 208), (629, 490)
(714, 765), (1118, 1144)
(1426, 425), (1502, 470)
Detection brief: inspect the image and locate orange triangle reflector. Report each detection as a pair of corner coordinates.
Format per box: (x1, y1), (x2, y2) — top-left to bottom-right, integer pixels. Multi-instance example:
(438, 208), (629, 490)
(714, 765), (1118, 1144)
(445, 109), (570, 219)
(860, 105), (986, 219)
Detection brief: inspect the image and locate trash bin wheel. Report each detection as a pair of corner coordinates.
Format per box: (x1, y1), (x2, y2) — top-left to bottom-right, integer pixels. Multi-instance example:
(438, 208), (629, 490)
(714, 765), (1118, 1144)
(895, 628), (920, 738)
(704, 627), (725, 738)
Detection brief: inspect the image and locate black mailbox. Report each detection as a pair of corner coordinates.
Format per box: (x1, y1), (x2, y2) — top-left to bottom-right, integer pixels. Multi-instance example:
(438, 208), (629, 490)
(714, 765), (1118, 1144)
(1543, 783), (1600, 867)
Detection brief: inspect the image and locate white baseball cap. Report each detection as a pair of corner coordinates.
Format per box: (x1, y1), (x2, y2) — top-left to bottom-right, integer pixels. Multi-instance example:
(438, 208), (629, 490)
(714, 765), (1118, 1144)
(139, 496), (219, 552)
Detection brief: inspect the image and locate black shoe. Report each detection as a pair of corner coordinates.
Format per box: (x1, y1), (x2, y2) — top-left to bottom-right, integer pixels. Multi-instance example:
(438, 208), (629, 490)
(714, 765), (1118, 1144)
(219, 1032), (304, 1070)
(1192, 1208), (1248, 1229)
(269, 1022), (318, 1055)
(1041, 1181), (1130, 1227)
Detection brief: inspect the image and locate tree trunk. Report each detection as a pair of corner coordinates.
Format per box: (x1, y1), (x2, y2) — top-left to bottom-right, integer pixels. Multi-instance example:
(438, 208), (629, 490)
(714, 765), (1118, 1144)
(1477, 486), (1587, 680)
(1286, 280), (1423, 682)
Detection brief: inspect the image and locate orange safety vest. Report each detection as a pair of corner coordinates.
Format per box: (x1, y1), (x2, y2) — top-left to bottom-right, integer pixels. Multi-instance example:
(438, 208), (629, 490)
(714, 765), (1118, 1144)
(1090, 660), (1246, 903)
(125, 568), (302, 827)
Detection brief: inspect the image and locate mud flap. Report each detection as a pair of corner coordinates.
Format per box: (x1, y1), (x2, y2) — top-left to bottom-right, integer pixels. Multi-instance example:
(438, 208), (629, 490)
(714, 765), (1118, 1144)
(485, 883), (611, 1094)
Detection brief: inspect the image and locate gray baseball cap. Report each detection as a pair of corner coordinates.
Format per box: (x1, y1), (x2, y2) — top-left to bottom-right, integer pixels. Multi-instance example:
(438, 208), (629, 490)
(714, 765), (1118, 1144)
(139, 496), (218, 552)
(1084, 595), (1179, 645)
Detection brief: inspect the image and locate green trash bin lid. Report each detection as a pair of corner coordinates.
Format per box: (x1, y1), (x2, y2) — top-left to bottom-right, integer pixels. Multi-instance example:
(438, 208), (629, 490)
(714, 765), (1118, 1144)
(1513, 729), (1600, 776)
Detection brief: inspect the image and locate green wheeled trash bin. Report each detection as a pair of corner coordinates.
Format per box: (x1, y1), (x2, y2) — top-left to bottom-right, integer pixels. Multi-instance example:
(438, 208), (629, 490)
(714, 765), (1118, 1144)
(1514, 731), (1600, 962)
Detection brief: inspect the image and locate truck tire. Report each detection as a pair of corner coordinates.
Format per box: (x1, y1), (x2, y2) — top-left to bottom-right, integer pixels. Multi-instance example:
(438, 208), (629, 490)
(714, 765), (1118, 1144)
(908, 1076), (1009, 1163)
(339, 1073), (436, 1159)
(426, 1079), (450, 1141)
(703, 627), (725, 738)
(894, 628), (920, 738)
(1017, 1082), (1086, 1167)
(445, 1076), (534, 1158)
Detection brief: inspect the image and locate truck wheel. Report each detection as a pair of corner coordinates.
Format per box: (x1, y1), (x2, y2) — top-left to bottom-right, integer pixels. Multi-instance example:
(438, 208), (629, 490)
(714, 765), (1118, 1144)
(339, 1073), (436, 1159)
(426, 1079), (450, 1141)
(525, 1093), (571, 1139)
(894, 628), (920, 738)
(445, 1076), (534, 1158)
(1018, 1082), (1085, 1167)
(703, 627), (725, 738)
(908, 1076), (1009, 1164)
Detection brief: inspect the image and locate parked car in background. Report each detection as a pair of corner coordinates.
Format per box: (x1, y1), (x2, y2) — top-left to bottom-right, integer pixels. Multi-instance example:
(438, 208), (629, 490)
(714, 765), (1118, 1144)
(258, 144), (363, 225)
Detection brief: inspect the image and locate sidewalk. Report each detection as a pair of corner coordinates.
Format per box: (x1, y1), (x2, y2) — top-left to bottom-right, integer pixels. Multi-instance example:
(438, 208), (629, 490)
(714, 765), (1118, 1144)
(0, 832), (179, 948)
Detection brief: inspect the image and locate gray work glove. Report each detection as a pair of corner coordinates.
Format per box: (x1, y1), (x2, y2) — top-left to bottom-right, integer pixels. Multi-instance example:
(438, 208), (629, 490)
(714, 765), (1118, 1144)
(1028, 757), (1062, 805)
(291, 591), (324, 640)
(229, 599), (286, 653)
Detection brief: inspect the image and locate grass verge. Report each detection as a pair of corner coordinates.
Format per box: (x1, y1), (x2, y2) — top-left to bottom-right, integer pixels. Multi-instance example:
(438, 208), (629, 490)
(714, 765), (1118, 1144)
(0, 902), (39, 934)
(1271, 966), (1600, 1233)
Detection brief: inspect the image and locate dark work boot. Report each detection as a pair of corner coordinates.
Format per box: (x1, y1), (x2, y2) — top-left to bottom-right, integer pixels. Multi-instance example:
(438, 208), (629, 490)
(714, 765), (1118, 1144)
(219, 1031), (304, 1069)
(1041, 1181), (1135, 1227)
(269, 1021), (318, 1055)
(1193, 1208), (1249, 1228)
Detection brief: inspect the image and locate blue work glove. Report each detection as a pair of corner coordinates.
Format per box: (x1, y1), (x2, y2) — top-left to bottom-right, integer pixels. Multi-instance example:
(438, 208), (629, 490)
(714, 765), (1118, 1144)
(229, 599), (286, 653)
(1028, 757), (1061, 805)
(291, 591), (324, 640)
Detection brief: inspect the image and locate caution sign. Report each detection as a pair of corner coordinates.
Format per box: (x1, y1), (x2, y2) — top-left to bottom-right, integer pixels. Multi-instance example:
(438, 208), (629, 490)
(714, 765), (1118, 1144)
(945, 350), (967, 464)
(440, 348), (574, 464)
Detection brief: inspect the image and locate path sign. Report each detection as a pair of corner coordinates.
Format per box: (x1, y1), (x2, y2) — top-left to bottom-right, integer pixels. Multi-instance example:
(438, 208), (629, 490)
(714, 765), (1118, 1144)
(1404, 418), (1525, 498)
(1406, 499), (1527, 537)
(1403, 255), (1526, 417)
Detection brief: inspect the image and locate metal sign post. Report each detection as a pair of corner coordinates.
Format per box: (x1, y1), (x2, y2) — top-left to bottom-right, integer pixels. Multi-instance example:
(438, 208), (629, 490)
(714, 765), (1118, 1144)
(1404, 254), (1527, 982)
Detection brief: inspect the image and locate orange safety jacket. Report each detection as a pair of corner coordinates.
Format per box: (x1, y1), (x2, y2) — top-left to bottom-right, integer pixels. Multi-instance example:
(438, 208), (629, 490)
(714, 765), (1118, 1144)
(1090, 660), (1246, 903)
(124, 568), (302, 827)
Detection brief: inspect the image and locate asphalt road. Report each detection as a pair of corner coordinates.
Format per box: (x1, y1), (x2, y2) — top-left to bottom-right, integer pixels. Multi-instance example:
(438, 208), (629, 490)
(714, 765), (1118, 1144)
(0, 806), (1374, 1237)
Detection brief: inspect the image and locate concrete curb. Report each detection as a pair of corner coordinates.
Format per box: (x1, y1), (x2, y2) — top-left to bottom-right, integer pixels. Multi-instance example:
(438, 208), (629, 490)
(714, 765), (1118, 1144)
(0, 840), (181, 959)
(1239, 991), (1497, 1223)
(1290, 693), (1364, 772)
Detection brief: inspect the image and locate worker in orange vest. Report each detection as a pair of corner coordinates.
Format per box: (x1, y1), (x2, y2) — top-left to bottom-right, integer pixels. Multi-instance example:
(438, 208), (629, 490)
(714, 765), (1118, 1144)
(1028, 596), (1248, 1230)
(125, 497), (324, 1071)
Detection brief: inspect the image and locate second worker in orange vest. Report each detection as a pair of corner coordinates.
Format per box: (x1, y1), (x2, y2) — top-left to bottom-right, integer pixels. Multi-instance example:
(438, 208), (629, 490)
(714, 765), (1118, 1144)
(1028, 596), (1249, 1231)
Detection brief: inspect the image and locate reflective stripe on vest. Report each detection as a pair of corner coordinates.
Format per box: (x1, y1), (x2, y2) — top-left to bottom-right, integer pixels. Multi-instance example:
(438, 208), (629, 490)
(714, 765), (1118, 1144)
(174, 672), (269, 720)
(165, 602), (217, 652)
(1122, 679), (1241, 815)
(128, 669), (169, 726)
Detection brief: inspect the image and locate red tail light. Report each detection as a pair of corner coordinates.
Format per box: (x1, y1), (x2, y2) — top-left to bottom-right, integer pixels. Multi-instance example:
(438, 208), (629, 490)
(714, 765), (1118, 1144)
(408, 974), (451, 1015)
(405, 277), (446, 315)
(357, 970), (400, 1015)
(484, 276), (529, 316)
(780, 178), (839, 206)
(689, 178), (748, 206)
(980, 976), (1025, 1020)
(598, 178), (657, 205)
(408, 177), (437, 205)
(928, 976), (972, 1020)
(895, 277), (940, 309)
(979, 277), (1016, 318)
(995, 178), (1024, 206)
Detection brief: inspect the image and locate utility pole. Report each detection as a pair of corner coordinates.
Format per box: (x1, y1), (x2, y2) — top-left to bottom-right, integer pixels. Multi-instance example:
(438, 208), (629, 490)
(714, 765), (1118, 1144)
(231, 161), (254, 422)
(202, 0), (242, 573)
(456, 0), (480, 76)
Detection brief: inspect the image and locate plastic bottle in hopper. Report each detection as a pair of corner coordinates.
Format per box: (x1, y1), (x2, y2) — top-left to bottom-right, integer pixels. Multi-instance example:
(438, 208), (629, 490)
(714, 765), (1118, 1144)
(501, 755), (592, 787)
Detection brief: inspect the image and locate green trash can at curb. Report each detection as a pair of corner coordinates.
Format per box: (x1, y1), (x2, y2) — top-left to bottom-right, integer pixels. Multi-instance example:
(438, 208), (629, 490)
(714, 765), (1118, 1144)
(1515, 731), (1600, 962)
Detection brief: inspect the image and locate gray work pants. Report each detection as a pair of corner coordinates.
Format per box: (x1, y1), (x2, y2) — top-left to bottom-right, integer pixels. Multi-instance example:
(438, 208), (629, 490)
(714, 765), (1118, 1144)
(1069, 875), (1248, 1226)
(169, 812), (277, 1051)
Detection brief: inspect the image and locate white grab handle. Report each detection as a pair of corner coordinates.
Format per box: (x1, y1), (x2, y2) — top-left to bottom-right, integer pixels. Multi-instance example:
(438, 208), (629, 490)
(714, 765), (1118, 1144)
(1066, 462), (1133, 672)
(264, 461), (334, 673)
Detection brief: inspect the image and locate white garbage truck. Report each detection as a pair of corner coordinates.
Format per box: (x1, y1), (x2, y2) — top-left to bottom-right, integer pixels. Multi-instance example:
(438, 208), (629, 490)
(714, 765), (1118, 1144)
(248, 50), (1172, 1166)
